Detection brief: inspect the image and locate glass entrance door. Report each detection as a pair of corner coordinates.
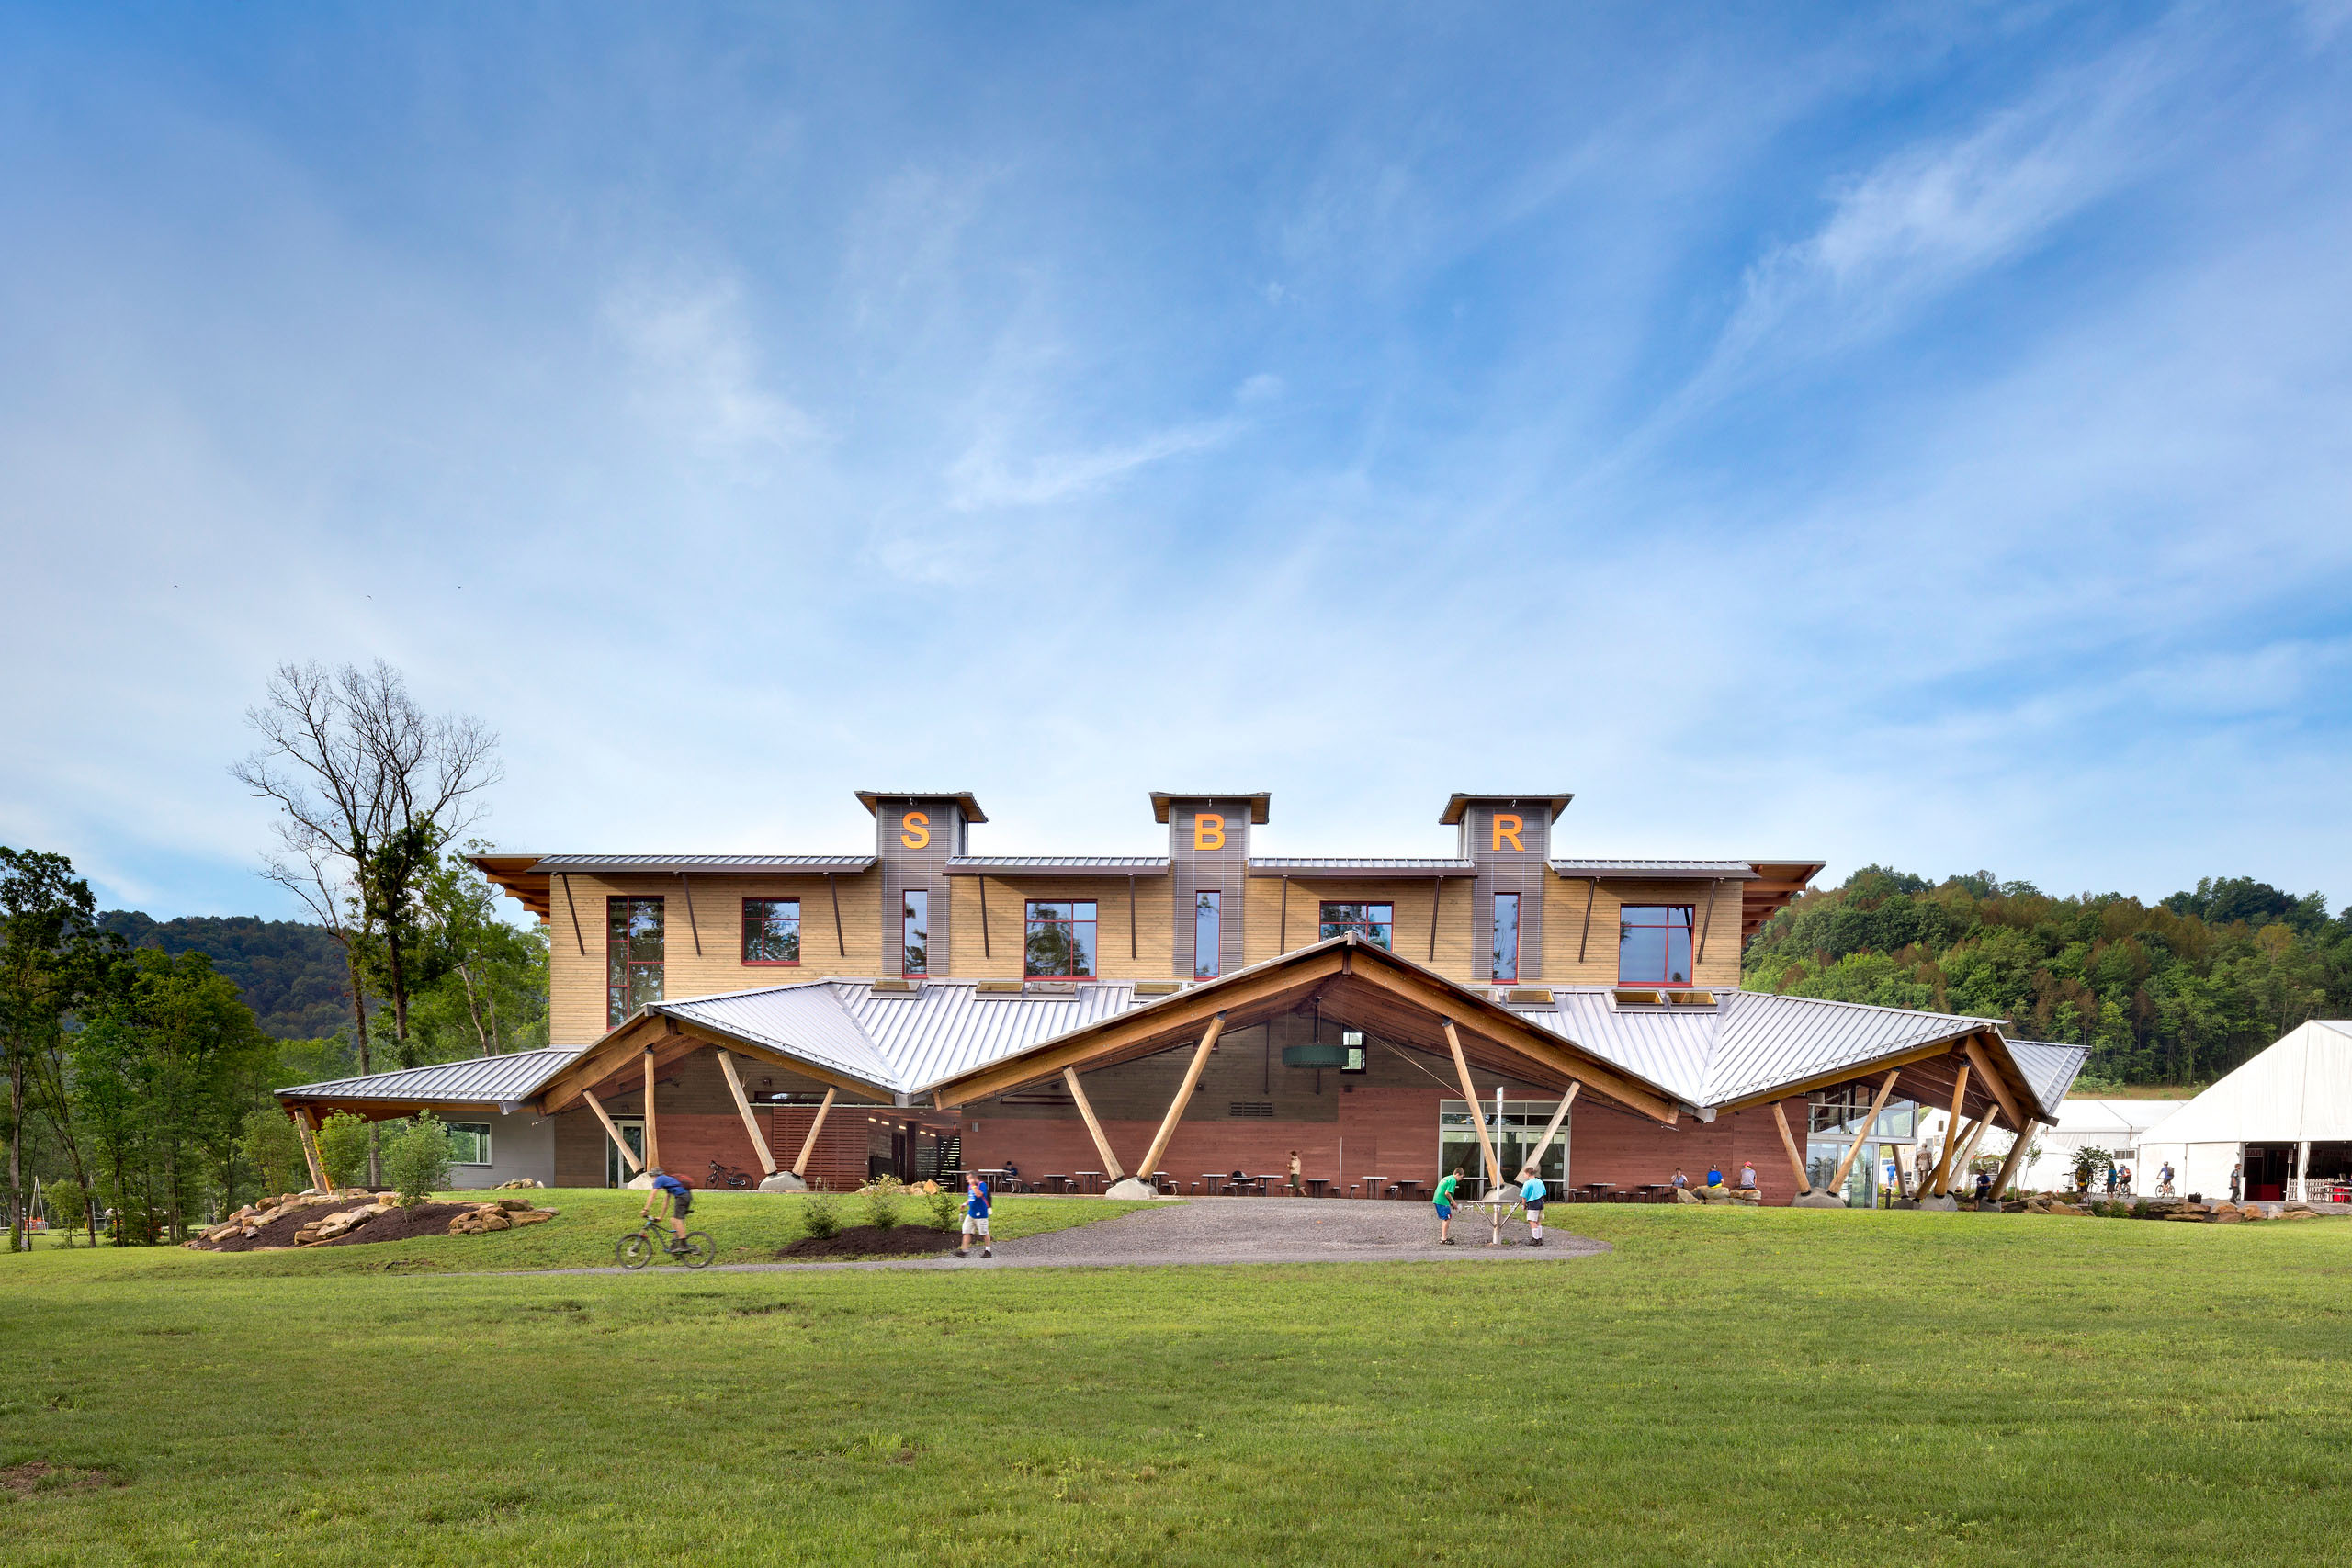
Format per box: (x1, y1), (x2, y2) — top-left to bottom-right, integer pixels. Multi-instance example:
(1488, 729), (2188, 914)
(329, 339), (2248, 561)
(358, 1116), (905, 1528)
(1438, 1101), (1570, 1199)
(605, 1121), (646, 1188)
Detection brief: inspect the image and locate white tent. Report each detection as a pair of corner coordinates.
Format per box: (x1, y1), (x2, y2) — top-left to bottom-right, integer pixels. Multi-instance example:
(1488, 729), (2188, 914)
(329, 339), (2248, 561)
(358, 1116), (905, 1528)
(2133, 1021), (2352, 1201)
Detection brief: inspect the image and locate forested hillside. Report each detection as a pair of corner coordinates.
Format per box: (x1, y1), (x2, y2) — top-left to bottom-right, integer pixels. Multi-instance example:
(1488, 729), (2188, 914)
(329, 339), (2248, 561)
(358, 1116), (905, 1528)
(1743, 871), (2352, 1088)
(95, 911), (353, 1039)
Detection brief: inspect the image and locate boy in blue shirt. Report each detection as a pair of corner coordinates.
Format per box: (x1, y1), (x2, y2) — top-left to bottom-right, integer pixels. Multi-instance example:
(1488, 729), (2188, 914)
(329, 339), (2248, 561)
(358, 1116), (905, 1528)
(1518, 1165), (1548, 1247)
(956, 1173), (992, 1258)
(641, 1168), (695, 1253)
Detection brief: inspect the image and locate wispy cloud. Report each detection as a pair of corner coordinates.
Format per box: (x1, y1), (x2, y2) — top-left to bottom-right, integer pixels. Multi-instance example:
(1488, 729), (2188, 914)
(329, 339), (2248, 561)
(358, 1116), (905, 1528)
(604, 277), (821, 454)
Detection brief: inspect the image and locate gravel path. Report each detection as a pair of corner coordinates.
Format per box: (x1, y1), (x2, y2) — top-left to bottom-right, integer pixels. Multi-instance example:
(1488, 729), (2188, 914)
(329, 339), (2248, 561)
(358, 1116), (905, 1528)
(688, 1198), (1608, 1275)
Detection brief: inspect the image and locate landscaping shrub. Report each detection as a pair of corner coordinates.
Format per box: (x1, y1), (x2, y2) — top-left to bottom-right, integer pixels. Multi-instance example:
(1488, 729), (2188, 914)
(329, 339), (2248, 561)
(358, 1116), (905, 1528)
(314, 1111), (371, 1190)
(926, 1189), (957, 1230)
(863, 1186), (900, 1231)
(381, 1112), (454, 1206)
(801, 1193), (842, 1238)
(236, 1108), (308, 1196)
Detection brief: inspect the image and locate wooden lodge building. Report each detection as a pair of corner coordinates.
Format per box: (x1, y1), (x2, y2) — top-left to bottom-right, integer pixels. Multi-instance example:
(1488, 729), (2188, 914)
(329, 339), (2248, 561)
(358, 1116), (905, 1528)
(275, 791), (2088, 1205)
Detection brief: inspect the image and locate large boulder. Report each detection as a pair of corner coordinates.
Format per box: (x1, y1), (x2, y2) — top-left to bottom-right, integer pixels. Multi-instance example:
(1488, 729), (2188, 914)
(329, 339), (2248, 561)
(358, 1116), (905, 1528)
(1673, 1188), (1702, 1204)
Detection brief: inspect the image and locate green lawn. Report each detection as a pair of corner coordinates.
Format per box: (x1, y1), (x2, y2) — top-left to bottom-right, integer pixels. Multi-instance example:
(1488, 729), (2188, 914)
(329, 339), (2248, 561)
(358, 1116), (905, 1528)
(3, 1205), (2348, 1566)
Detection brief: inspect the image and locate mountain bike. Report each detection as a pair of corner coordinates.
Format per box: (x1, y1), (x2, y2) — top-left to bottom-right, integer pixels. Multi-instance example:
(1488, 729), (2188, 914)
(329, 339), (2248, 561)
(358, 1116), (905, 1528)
(707, 1158), (757, 1190)
(616, 1215), (716, 1269)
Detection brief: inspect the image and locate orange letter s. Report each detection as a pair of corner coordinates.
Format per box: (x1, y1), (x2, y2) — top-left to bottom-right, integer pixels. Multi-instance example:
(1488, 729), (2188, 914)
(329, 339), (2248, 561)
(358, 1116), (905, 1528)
(1492, 814), (1523, 852)
(1194, 813), (1226, 852)
(901, 811), (930, 850)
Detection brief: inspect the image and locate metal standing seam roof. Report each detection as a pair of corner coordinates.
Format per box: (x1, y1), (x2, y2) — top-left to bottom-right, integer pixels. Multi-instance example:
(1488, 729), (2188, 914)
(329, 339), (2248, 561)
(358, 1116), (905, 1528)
(2005, 1038), (2097, 1120)
(277, 1049), (582, 1104)
(1516, 990), (1721, 1105)
(1249, 858), (1479, 874)
(653, 983), (901, 1090)
(1548, 860), (1762, 879)
(528, 854), (876, 873)
(837, 979), (1148, 1089)
(944, 857), (1170, 872)
(1700, 990), (2003, 1107)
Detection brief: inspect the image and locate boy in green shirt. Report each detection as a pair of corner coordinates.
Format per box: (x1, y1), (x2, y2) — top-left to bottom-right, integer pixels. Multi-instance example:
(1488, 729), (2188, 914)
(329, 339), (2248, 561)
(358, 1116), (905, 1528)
(1434, 1166), (1464, 1245)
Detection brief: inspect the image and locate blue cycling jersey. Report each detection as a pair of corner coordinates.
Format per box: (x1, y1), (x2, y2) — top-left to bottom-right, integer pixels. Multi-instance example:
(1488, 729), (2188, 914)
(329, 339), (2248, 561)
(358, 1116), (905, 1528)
(651, 1173), (691, 1201)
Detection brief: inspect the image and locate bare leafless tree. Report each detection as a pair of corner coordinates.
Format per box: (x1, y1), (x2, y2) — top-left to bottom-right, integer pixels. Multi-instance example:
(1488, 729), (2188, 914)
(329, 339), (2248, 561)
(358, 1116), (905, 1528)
(232, 662), (502, 1177)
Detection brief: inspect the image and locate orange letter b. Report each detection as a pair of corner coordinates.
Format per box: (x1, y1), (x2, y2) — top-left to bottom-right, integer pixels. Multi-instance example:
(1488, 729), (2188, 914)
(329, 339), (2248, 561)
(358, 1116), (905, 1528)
(1194, 813), (1226, 852)
(1492, 814), (1523, 852)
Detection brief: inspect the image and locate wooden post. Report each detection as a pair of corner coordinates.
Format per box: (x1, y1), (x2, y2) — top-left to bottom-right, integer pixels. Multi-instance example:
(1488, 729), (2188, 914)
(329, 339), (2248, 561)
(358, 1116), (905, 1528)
(1442, 1021), (1501, 1190)
(1927, 1063), (1972, 1196)
(1521, 1082), (1579, 1173)
(1828, 1069), (1903, 1196)
(642, 1051), (660, 1171)
(1962, 1035), (2024, 1133)
(1577, 878), (1598, 963)
(827, 874), (845, 957)
(1989, 1120), (2033, 1198)
(791, 1088), (838, 1179)
(1139, 1013), (1227, 1180)
(715, 1051), (778, 1176)
(293, 1109), (330, 1191)
(1063, 1067), (1125, 1182)
(1771, 1101), (1813, 1195)
(582, 1089), (643, 1175)
(1953, 1113), (1994, 1190)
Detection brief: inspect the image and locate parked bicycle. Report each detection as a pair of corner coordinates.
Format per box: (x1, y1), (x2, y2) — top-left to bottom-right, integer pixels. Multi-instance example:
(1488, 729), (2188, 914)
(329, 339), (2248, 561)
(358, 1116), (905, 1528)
(616, 1214), (716, 1269)
(707, 1158), (757, 1190)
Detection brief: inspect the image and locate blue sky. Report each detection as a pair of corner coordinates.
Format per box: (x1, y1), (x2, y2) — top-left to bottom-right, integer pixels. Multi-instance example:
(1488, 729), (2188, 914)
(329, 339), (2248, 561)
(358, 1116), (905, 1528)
(4, 2), (2350, 921)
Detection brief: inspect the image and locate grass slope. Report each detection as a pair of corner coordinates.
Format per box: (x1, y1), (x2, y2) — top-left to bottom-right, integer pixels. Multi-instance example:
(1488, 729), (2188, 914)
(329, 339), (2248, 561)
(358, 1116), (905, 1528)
(3, 1206), (2349, 1565)
(9, 1190), (1150, 1277)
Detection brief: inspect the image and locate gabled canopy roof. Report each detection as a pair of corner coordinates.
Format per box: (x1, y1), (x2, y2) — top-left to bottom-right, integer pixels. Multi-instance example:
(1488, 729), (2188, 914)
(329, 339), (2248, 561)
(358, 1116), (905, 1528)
(277, 1049), (582, 1111)
(289, 946), (2082, 1133)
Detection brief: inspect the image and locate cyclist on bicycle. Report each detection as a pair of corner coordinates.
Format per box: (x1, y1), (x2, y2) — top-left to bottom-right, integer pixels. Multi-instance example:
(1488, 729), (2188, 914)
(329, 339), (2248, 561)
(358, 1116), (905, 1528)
(642, 1167), (695, 1252)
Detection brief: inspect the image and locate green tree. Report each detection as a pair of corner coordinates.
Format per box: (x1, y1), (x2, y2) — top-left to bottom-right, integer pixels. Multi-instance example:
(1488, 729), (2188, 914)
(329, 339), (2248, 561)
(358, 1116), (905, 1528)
(1, 847), (119, 1252)
(314, 1111), (371, 1191)
(236, 1108), (308, 1197)
(118, 950), (277, 1238)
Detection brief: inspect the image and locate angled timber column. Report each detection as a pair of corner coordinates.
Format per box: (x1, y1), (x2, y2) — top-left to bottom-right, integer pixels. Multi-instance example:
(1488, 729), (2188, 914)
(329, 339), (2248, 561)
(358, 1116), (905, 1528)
(642, 1050), (660, 1172)
(1771, 1101), (1813, 1195)
(1523, 1083), (1579, 1173)
(792, 1088), (838, 1179)
(1952, 1112), (1995, 1190)
(715, 1051), (779, 1177)
(1138, 1013), (1227, 1182)
(1063, 1067), (1125, 1182)
(1828, 1069), (1902, 1197)
(582, 1089), (644, 1177)
(1928, 1060), (1973, 1197)
(1442, 1021), (1501, 1190)
(293, 1108), (330, 1191)
(1989, 1119), (2035, 1197)
(1961, 1035), (2026, 1132)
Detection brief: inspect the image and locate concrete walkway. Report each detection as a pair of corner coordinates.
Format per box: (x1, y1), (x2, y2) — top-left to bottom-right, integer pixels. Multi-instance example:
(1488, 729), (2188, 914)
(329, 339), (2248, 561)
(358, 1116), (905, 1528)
(695, 1197), (1609, 1275)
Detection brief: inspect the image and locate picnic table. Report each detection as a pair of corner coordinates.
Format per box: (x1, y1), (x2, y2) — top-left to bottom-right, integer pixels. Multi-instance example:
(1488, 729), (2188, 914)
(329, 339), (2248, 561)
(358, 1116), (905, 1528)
(1582, 1182), (1615, 1202)
(1074, 1171), (1102, 1195)
(1393, 1179), (1426, 1201)
(1306, 1178), (1330, 1198)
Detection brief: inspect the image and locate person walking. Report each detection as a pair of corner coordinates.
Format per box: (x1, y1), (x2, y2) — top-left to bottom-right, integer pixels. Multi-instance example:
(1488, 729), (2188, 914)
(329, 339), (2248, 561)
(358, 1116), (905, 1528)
(956, 1172), (992, 1258)
(1287, 1149), (1304, 1196)
(2229, 1162), (2242, 1203)
(2104, 1164), (2119, 1198)
(1519, 1166), (1548, 1247)
(1434, 1166), (1464, 1245)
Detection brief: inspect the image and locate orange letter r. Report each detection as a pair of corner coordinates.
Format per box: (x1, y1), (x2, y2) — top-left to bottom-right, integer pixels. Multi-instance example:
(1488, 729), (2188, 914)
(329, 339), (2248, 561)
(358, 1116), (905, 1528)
(1493, 814), (1523, 852)
(1194, 813), (1226, 852)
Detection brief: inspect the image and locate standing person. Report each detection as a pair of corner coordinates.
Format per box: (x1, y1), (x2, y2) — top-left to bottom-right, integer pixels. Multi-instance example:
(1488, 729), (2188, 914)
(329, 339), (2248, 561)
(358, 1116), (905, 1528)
(2229, 1162), (2242, 1203)
(1519, 1166), (1548, 1247)
(1434, 1166), (1464, 1246)
(1287, 1149), (1303, 1196)
(956, 1173), (992, 1258)
(2105, 1164), (2119, 1198)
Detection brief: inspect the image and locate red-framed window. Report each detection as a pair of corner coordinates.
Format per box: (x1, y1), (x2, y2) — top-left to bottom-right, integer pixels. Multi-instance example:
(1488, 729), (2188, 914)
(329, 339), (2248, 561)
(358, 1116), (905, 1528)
(1193, 890), (1221, 978)
(741, 898), (800, 965)
(1025, 900), (1098, 978)
(903, 889), (929, 976)
(607, 896), (665, 1026)
(1318, 902), (1393, 950)
(1490, 892), (1520, 983)
(1619, 905), (1694, 987)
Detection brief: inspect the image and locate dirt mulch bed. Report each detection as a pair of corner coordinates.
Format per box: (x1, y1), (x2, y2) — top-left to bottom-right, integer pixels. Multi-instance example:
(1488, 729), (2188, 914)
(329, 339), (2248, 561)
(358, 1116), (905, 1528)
(2, 1461), (114, 1496)
(196, 1198), (483, 1252)
(777, 1224), (960, 1259)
